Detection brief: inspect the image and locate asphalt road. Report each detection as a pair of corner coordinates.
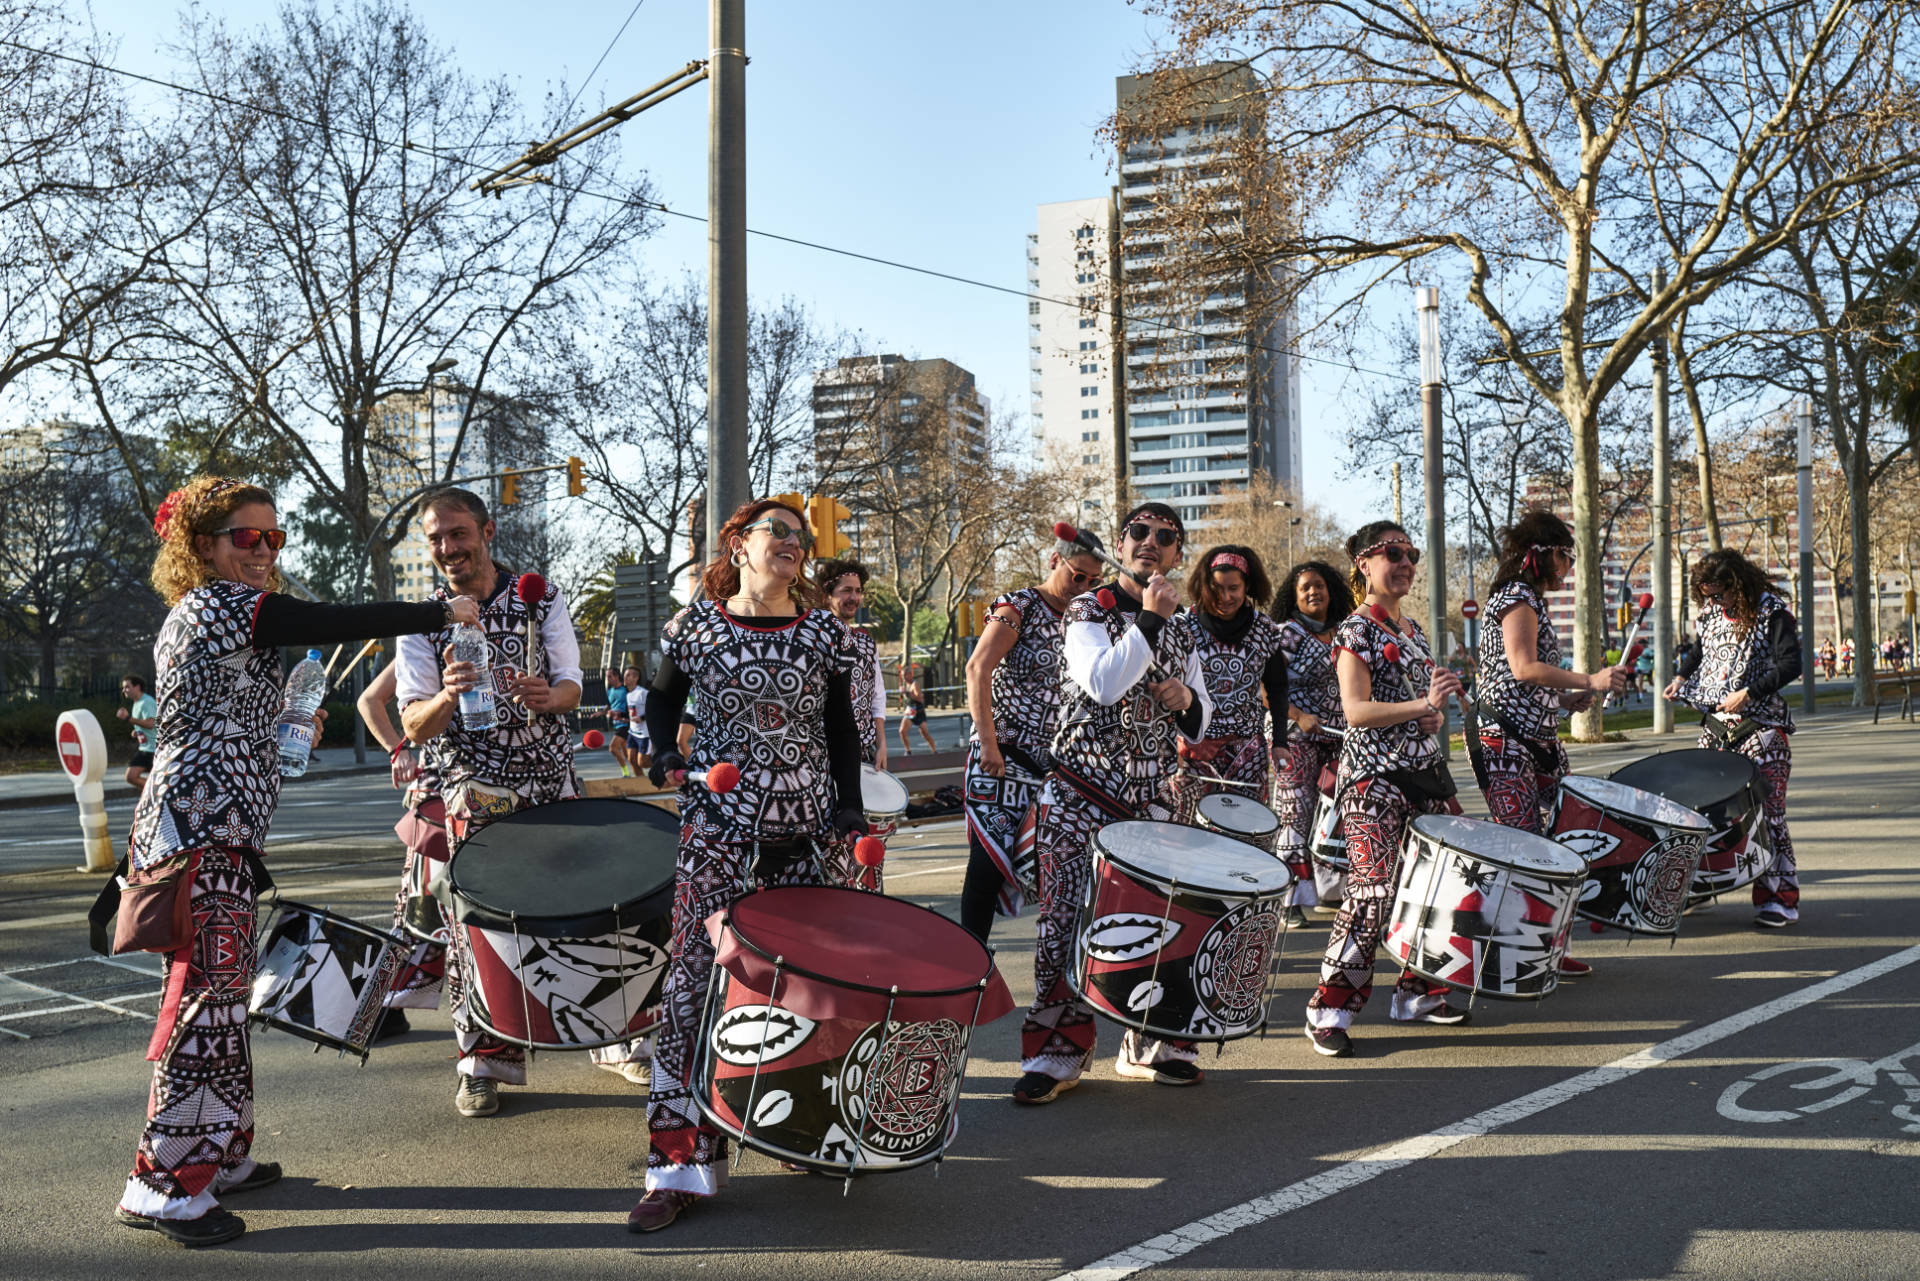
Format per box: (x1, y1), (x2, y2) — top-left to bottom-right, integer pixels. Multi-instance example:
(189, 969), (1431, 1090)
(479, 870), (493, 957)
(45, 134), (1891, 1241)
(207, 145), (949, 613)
(1, 711), (1915, 1279)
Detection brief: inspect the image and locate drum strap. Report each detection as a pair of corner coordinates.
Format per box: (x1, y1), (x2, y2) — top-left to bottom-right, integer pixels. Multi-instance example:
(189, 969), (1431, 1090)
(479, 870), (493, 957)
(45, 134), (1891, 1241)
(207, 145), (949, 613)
(1702, 713), (1763, 750)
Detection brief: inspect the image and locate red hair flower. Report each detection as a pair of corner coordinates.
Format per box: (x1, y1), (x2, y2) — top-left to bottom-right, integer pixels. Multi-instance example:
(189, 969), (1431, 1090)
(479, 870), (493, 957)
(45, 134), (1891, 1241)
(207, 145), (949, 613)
(153, 489), (184, 539)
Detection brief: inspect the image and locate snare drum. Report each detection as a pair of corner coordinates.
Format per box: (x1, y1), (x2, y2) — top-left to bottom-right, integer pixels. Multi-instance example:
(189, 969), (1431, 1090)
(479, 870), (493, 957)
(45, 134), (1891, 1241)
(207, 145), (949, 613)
(860, 764), (909, 831)
(695, 885), (1014, 1175)
(1071, 821), (1295, 1043)
(250, 902), (407, 1059)
(1309, 790), (1348, 871)
(438, 798), (679, 1049)
(1610, 749), (1769, 902)
(1195, 792), (1282, 854)
(1548, 776), (1712, 936)
(1386, 816), (1587, 1000)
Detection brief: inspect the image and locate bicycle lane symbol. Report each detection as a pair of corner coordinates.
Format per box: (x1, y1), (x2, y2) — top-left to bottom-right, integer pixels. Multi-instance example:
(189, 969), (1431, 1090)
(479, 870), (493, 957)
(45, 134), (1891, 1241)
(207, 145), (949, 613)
(1717, 1039), (1920, 1131)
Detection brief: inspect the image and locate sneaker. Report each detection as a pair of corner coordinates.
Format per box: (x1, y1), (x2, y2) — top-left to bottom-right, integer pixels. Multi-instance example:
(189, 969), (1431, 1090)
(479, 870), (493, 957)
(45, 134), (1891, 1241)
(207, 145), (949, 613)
(114, 1206), (246, 1247)
(1113, 1056), (1205, 1086)
(1557, 956), (1594, 977)
(1305, 1025), (1352, 1057)
(1010, 1070), (1078, 1105)
(375, 1010), (410, 1041)
(454, 1073), (500, 1117)
(1283, 905), (1308, 929)
(626, 1189), (699, 1233)
(218, 1161), (282, 1195)
(1393, 1002), (1472, 1026)
(1754, 906), (1795, 929)
(617, 1062), (651, 1087)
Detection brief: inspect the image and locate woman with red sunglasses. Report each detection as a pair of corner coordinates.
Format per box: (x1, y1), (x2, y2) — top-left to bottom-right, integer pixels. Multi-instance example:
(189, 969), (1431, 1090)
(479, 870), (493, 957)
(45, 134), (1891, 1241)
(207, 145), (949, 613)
(1168, 544), (1288, 824)
(114, 476), (476, 1247)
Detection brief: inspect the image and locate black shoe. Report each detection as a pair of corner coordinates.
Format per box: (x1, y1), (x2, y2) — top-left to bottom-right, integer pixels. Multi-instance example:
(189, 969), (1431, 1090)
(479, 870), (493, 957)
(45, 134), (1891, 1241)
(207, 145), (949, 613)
(220, 1162), (281, 1195)
(1283, 906), (1307, 929)
(375, 1010), (410, 1041)
(115, 1206), (246, 1247)
(1305, 1025), (1352, 1057)
(1394, 1002), (1472, 1026)
(1011, 1070), (1078, 1105)
(1754, 907), (1796, 929)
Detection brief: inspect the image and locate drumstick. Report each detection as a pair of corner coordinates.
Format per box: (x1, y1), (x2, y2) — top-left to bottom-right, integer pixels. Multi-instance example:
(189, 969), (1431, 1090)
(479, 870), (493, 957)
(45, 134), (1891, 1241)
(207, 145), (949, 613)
(323, 638), (382, 693)
(1371, 604), (1476, 713)
(1603, 592), (1656, 709)
(1054, 521), (1147, 587)
(516, 572), (547, 682)
(582, 729), (605, 749)
(853, 834), (885, 891)
(670, 762), (741, 793)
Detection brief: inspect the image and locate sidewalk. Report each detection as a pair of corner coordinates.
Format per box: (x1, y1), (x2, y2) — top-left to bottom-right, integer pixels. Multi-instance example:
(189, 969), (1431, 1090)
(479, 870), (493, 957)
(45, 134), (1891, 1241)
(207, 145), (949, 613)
(0, 749), (389, 811)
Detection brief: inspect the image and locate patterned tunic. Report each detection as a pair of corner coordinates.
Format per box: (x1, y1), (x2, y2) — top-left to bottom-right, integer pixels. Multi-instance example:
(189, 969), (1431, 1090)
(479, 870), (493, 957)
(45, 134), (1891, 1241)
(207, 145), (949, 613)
(1330, 609), (1439, 784)
(845, 623), (883, 764)
(1278, 616), (1345, 736)
(130, 582), (283, 873)
(1677, 592), (1797, 731)
(970, 585), (1067, 768)
(1477, 581), (1561, 741)
(1048, 590), (1200, 809)
(1183, 609), (1285, 740)
(662, 601), (857, 839)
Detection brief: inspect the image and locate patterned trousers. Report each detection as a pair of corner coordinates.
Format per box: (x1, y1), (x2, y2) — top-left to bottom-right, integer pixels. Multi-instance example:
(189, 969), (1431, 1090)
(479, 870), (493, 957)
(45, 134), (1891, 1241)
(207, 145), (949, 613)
(1306, 778), (1454, 1029)
(646, 824), (830, 1196)
(961, 746), (1043, 920)
(384, 795), (447, 1011)
(1477, 731), (1566, 835)
(1699, 726), (1798, 909)
(121, 850), (261, 1221)
(1274, 734), (1340, 902)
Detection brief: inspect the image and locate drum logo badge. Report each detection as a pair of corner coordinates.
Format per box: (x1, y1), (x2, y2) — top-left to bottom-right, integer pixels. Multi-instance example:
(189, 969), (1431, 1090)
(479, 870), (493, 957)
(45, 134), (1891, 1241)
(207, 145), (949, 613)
(839, 1019), (965, 1157)
(711, 1003), (817, 1066)
(1629, 833), (1703, 932)
(1193, 902), (1279, 1027)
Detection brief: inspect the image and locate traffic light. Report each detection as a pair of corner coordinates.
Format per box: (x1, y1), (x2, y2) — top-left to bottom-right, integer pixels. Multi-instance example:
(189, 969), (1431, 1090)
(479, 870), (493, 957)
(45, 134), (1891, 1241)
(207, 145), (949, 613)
(499, 471), (520, 506)
(1616, 602), (1631, 631)
(806, 493), (852, 558)
(956, 602), (975, 639)
(566, 456), (585, 497)
(1767, 513), (1781, 537)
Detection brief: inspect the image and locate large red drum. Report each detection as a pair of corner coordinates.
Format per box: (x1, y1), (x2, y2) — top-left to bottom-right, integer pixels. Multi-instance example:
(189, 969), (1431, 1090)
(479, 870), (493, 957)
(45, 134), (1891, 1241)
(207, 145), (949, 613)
(1609, 748), (1769, 902)
(438, 798), (678, 1049)
(1548, 776), (1712, 936)
(694, 885), (1013, 1176)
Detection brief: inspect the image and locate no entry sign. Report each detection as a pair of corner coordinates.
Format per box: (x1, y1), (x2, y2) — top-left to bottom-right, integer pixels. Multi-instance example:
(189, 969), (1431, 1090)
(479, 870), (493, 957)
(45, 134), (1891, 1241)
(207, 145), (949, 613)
(1461, 599), (1480, 621)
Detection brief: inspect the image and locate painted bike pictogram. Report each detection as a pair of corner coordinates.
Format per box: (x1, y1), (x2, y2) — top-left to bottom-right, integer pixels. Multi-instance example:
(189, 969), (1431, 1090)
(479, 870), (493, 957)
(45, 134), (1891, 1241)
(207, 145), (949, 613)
(1716, 1038), (1920, 1131)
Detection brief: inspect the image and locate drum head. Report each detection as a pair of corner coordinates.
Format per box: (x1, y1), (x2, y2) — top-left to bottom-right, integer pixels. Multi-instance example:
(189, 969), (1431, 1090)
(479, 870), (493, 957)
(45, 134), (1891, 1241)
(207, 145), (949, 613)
(1196, 792), (1280, 836)
(1610, 749), (1760, 824)
(1095, 820), (1293, 895)
(1559, 775), (1713, 832)
(1410, 815), (1587, 880)
(447, 798), (680, 936)
(860, 765), (909, 813)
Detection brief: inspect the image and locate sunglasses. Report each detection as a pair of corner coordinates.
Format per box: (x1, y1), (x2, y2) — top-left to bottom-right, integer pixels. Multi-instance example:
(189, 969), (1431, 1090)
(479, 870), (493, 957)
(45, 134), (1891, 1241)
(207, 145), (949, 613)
(741, 516), (814, 550)
(213, 527), (287, 552)
(1124, 522), (1182, 548)
(1360, 541), (1420, 566)
(1066, 567), (1097, 587)
(1699, 585), (1725, 601)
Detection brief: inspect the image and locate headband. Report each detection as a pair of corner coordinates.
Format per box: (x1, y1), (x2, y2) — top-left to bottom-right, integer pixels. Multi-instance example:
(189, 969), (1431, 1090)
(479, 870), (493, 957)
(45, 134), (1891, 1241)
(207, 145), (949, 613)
(153, 489), (185, 538)
(1209, 552), (1250, 574)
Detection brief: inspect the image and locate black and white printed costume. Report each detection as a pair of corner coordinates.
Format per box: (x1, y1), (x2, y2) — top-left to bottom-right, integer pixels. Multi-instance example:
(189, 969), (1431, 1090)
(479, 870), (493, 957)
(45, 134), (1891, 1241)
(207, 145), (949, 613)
(121, 582), (443, 1224)
(640, 601), (866, 1197)
(1274, 613), (1346, 903)
(1167, 606), (1287, 818)
(1474, 581), (1570, 833)
(1022, 585), (1211, 1082)
(845, 623), (888, 765)
(393, 570), (583, 1086)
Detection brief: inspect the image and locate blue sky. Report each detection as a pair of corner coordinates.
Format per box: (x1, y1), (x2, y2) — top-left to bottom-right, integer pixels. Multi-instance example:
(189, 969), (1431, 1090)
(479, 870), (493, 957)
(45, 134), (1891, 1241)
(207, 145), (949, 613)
(84, 0), (1386, 528)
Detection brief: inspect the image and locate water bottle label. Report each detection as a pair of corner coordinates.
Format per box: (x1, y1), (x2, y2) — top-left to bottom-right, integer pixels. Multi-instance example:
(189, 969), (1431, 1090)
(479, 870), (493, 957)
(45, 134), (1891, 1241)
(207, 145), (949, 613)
(276, 720), (315, 755)
(459, 689), (496, 720)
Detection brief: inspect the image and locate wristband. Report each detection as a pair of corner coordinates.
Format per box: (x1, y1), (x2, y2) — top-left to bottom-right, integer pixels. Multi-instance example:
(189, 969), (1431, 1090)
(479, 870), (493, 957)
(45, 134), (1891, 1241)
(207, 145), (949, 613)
(389, 740), (414, 762)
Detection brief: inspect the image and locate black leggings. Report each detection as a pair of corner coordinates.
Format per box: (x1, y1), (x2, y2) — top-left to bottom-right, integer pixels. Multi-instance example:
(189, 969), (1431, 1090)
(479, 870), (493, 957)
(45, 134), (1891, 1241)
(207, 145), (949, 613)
(957, 828), (1006, 943)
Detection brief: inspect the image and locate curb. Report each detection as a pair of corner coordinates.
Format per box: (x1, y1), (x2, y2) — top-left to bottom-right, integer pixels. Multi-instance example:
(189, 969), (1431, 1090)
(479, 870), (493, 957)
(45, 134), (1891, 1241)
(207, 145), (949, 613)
(0, 761), (392, 812)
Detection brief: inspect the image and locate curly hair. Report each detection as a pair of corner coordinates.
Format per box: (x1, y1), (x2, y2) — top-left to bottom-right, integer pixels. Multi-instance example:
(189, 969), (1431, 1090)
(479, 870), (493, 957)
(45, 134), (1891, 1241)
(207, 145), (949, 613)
(700, 499), (822, 609)
(1489, 508), (1574, 596)
(149, 476), (281, 607)
(1692, 548), (1778, 630)
(1344, 518), (1408, 597)
(813, 557), (868, 595)
(1186, 544), (1273, 613)
(1272, 559), (1356, 622)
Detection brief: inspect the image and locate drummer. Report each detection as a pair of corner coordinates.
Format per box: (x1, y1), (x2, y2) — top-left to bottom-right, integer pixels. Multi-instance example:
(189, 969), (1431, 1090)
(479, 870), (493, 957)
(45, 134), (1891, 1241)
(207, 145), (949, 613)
(1473, 511), (1627, 977)
(115, 476), (473, 1247)
(1015, 502), (1211, 1102)
(816, 557), (891, 891)
(393, 488), (583, 1119)
(1665, 549), (1804, 929)
(1304, 519), (1469, 1059)
(956, 532), (1104, 940)
(629, 498), (869, 1232)
(1169, 545), (1287, 821)
(1272, 560), (1355, 918)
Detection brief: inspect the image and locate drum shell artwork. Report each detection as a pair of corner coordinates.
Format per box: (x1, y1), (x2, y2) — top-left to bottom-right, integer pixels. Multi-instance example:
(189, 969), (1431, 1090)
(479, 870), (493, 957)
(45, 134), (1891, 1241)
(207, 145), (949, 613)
(1609, 749), (1770, 901)
(1195, 792), (1282, 854)
(438, 798), (680, 1050)
(1309, 790), (1348, 872)
(250, 901), (407, 1059)
(1548, 776), (1711, 936)
(1071, 821), (1294, 1043)
(1385, 816), (1586, 1001)
(859, 764), (909, 829)
(693, 885), (1013, 1175)
(393, 798), (451, 944)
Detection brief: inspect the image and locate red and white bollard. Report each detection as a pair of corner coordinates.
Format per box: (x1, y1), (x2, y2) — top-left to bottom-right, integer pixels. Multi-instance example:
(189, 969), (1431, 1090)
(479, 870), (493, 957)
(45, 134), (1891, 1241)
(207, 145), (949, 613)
(56, 710), (115, 873)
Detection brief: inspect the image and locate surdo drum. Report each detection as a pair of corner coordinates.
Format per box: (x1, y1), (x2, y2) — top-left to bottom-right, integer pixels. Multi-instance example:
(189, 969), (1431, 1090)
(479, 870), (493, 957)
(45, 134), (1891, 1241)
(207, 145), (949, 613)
(250, 902), (407, 1059)
(694, 885), (1014, 1176)
(1309, 790), (1348, 872)
(436, 798), (678, 1049)
(1195, 791), (1282, 854)
(859, 764), (909, 832)
(1609, 749), (1769, 902)
(1386, 816), (1587, 1000)
(1548, 776), (1712, 936)
(1071, 821), (1295, 1042)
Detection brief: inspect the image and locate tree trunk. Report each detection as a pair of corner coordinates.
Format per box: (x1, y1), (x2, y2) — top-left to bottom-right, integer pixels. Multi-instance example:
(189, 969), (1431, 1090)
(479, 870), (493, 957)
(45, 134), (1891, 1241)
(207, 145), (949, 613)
(1672, 330), (1723, 550)
(1849, 438), (1875, 705)
(38, 635), (58, 696)
(1568, 400), (1606, 742)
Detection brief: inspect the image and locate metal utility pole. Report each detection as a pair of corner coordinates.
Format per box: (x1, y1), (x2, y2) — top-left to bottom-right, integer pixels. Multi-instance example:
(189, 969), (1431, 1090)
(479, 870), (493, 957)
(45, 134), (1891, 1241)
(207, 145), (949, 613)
(1651, 267), (1674, 734)
(1797, 399), (1817, 714)
(1392, 461), (1403, 525)
(706, 0), (750, 557)
(1416, 286), (1448, 755)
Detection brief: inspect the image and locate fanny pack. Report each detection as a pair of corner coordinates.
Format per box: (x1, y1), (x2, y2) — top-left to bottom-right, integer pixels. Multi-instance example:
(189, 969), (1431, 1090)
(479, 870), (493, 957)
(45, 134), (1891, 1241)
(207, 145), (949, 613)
(749, 837), (821, 885)
(1702, 713), (1763, 750)
(1384, 763), (1459, 804)
(446, 779), (522, 827)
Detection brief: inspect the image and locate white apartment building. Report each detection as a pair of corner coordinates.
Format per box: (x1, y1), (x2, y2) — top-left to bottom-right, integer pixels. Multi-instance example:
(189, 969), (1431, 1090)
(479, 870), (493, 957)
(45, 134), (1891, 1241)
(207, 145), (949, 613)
(1028, 196), (1122, 524)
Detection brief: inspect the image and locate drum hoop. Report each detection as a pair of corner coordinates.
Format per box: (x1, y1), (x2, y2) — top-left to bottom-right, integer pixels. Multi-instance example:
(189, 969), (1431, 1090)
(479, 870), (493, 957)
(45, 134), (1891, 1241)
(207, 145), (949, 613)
(263, 899), (393, 945)
(1559, 775), (1714, 831)
(1197, 792), (1281, 834)
(1092, 827), (1292, 899)
(1407, 816), (1587, 881)
(721, 889), (998, 1001)
(246, 1010), (373, 1061)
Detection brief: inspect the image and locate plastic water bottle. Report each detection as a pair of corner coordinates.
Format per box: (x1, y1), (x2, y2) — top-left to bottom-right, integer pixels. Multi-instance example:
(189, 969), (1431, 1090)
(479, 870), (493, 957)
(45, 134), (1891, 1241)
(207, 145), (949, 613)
(275, 649), (327, 778)
(450, 623), (496, 730)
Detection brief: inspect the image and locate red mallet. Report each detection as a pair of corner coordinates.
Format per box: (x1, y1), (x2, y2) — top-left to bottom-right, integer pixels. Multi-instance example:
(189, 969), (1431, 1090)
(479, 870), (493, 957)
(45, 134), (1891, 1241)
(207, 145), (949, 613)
(704, 761), (741, 794)
(854, 835), (886, 867)
(1096, 588), (1117, 610)
(1055, 519), (1149, 587)
(582, 729), (605, 749)
(516, 572), (549, 682)
(1383, 641), (1402, 664)
(515, 571), (547, 604)
(1605, 592), (1658, 709)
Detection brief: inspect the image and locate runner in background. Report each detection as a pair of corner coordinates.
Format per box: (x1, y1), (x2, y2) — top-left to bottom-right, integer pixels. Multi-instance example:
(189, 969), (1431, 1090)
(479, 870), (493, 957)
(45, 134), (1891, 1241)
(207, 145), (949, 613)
(117, 674), (158, 792)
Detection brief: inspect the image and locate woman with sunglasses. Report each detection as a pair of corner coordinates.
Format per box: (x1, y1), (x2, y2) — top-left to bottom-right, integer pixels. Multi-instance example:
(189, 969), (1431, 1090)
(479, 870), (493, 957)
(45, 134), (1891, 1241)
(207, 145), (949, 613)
(628, 498), (869, 1232)
(957, 533), (1107, 940)
(1664, 549), (1804, 929)
(115, 476), (476, 1247)
(1472, 510), (1627, 977)
(1271, 560), (1356, 914)
(1170, 545), (1288, 818)
(1304, 519), (1470, 1058)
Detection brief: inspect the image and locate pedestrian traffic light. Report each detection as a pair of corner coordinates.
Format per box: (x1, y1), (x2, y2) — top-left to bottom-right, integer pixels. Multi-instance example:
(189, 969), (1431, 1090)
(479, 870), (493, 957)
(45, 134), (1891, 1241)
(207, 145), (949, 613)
(806, 493), (852, 558)
(1767, 513), (1781, 537)
(566, 456), (584, 497)
(956, 602), (974, 639)
(499, 471), (521, 506)
(1616, 602), (1630, 631)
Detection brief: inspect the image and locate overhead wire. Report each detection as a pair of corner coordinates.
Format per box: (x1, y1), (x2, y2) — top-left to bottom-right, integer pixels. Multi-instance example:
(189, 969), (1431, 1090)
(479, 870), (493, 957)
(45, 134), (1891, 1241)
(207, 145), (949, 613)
(559, 0), (651, 122)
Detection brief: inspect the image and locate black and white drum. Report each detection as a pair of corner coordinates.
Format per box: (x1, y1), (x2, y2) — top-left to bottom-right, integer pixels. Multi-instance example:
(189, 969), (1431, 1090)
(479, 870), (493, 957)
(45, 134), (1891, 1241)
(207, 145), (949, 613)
(1195, 791), (1282, 854)
(1071, 821), (1295, 1043)
(1385, 816), (1587, 1000)
(250, 902), (407, 1059)
(1309, 790), (1348, 872)
(860, 764), (909, 831)
(1548, 776), (1712, 936)
(1609, 749), (1769, 902)
(437, 798), (679, 1049)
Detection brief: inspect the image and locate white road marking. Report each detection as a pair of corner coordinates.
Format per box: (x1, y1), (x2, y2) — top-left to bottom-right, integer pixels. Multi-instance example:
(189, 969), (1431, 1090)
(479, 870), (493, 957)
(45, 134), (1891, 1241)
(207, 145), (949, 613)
(882, 861), (968, 882)
(1053, 943), (1920, 1281)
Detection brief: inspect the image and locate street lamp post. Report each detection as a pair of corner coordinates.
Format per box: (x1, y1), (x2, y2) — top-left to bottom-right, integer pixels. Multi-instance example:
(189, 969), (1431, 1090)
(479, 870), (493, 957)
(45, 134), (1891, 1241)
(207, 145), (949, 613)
(1650, 266), (1674, 734)
(1416, 287), (1448, 754)
(425, 357), (458, 484)
(1797, 400), (1817, 714)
